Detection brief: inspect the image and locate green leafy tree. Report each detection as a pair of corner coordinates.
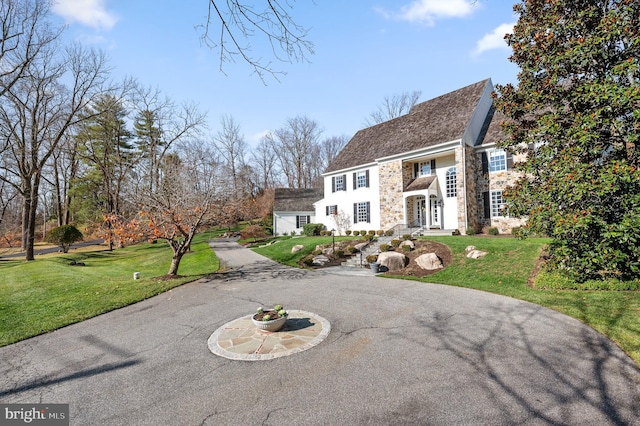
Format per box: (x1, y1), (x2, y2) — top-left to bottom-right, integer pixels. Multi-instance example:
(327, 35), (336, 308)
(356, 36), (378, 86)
(494, 0), (640, 281)
(45, 225), (83, 253)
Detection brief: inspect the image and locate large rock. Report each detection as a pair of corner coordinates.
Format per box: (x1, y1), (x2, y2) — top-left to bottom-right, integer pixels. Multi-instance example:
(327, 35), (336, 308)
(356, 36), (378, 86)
(354, 242), (368, 252)
(400, 240), (415, 250)
(377, 251), (408, 272)
(464, 245), (487, 259)
(415, 253), (443, 270)
(312, 255), (330, 266)
(291, 245), (305, 254)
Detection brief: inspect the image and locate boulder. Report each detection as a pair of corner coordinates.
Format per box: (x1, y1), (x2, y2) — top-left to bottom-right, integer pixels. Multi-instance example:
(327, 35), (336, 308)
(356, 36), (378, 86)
(466, 250), (488, 259)
(354, 242), (368, 252)
(464, 245), (476, 254)
(400, 240), (415, 250)
(415, 253), (443, 270)
(291, 245), (305, 254)
(377, 251), (408, 272)
(312, 255), (331, 265)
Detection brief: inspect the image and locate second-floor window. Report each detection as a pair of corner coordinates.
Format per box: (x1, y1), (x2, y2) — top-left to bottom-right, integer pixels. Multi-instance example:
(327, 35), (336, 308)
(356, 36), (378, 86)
(354, 170), (369, 189)
(332, 174), (346, 192)
(489, 149), (507, 172)
(415, 159), (436, 177)
(326, 205), (338, 216)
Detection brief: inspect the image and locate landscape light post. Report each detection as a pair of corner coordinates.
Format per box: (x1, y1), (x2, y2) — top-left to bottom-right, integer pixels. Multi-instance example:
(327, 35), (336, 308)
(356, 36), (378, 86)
(331, 229), (335, 255)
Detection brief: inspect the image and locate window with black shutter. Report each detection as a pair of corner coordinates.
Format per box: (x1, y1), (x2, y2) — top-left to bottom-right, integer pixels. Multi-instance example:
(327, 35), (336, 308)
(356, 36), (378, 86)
(481, 152), (489, 174)
(483, 191), (490, 219)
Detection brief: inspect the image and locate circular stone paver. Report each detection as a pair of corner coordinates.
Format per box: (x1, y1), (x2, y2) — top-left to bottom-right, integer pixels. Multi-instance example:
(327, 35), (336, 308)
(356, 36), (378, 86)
(207, 310), (330, 361)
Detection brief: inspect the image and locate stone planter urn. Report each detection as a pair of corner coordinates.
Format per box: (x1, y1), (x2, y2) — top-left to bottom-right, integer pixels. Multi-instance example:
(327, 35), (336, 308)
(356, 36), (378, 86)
(252, 305), (288, 332)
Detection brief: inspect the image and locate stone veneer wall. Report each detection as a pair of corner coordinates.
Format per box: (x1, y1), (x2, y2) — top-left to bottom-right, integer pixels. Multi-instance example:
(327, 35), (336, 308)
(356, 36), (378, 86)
(378, 160), (406, 229)
(460, 146), (479, 232)
(474, 152), (526, 233)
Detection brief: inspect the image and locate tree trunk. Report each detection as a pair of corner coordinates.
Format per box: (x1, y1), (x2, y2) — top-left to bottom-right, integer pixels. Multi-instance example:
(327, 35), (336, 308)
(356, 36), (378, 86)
(167, 252), (184, 276)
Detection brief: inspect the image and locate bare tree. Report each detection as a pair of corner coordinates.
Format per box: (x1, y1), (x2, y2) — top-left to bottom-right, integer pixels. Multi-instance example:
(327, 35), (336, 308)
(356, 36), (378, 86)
(0, 43), (111, 260)
(132, 84), (207, 192)
(128, 139), (221, 276)
(268, 115), (323, 189)
(0, 0), (62, 98)
(250, 134), (280, 190)
(213, 114), (247, 195)
(320, 134), (349, 171)
(199, 0), (314, 81)
(364, 90), (422, 126)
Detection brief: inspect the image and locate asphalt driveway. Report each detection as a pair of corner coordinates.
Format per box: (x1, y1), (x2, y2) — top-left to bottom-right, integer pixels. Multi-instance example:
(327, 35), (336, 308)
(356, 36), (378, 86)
(1, 240), (639, 425)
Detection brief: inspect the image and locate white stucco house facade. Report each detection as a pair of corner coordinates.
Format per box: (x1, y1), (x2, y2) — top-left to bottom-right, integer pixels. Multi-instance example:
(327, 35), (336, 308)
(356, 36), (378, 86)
(313, 79), (525, 235)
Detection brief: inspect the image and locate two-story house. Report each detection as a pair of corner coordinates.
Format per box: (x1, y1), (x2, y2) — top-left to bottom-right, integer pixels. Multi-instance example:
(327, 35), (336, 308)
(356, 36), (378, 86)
(314, 79), (524, 235)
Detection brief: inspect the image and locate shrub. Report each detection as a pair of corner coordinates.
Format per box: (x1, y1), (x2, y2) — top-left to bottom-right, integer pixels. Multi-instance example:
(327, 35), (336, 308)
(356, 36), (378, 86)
(334, 249), (344, 258)
(303, 223), (324, 236)
(384, 230), (394, 237)
(376, 230), (384, 236)
(366, 254), (378, 263)
(390, 239), (401, 248)
(511, 226), (523, 239)
(45, 225), (83, 253)
(346, 245), (356, 254)
(402, 234), (411, 241)
(379, 243), (390, 252)
(352, 230), (359, 236)
(241, 224), (268, 241)
(345, 230), (352, 236)
(465, 227), (476, 236)
(302, 255), (315, 266)
(402, 244), (412, 252)
(368, 230), (376, 236)
(488, 227), (499, 235)
(312, 249), (322, 256)
(363, 234), (374, 242)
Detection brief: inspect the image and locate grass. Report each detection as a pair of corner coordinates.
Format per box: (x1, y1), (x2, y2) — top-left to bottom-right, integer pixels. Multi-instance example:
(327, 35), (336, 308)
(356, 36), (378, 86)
(0, 233), (219, 347)
(257, 235), (640, 365)
(252, 235), (358, 266)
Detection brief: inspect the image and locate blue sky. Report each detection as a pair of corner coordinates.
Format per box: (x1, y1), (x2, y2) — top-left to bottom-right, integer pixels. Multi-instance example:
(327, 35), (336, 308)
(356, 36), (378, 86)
(51, 0), (519, 146)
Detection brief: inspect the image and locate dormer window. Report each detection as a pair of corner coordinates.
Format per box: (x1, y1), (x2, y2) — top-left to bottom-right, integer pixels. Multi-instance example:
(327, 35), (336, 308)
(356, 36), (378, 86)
(414, 159), (436, 177)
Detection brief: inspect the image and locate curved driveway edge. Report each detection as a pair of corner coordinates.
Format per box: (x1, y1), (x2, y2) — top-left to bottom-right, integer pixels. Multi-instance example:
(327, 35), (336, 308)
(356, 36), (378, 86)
(0, 240), (638, 425)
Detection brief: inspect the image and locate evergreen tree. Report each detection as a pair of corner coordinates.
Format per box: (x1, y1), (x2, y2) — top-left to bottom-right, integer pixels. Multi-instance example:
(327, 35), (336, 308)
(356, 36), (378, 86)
(494, 0), (640, 281)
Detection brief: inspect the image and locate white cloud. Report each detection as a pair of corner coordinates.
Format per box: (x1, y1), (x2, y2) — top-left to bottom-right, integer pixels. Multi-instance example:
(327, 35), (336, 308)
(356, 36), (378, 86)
(249, 130), (272, 145)
(52, 0), (117, 30)
(473, 22), (515, 56)
(379, 0), (476, 26)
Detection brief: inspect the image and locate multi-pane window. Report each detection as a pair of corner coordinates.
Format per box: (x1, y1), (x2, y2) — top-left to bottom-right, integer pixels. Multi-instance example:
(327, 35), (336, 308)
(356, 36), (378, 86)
(356, 171), (368, 188)
(326, 205), (337, 216)
(489, 149), (507, 172)
(296, 215), (310, 228)
(353, 201), (370, 223)
(491, 191), (506, 217)
(445, 167), (457, 198)
(333, 174), (345, 192)
(416, 159), (436, 177)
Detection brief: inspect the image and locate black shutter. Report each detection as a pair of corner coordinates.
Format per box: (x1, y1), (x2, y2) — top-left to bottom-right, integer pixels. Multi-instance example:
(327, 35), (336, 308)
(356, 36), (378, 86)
(365, 170), (370, 187)
(353, 203), (358, 223)
(326, 206), (329, 216)
(481, 152), (488, 174)
(366, 202), (371, 223)
(483, 192), (490, 219)
(430, 159), (436, 175)
(342, 174), (347, 191)
(332, 176), (336, 193)
(306, 215), (310, 225)
(296, 215), (300, 228)
(353, 172), (357, 190)
(506, 151), (513, 170)
(414, 163), (419, 177)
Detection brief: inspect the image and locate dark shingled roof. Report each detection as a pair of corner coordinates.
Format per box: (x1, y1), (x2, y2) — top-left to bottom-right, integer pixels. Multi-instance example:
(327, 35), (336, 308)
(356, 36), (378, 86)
(273, 188), (323, 212)
(404, 175), (437, 192)
(480, 107), (508, 146)
(325, 79), (492, 173)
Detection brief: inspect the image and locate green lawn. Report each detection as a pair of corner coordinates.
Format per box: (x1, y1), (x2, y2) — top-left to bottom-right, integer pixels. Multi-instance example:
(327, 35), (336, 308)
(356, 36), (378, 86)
(0, 233), (219, 346)
(256, 235), (640, 365)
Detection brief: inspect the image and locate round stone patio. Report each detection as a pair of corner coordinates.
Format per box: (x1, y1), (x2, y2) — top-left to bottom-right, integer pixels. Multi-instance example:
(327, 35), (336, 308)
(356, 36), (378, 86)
(207, 310), (330, 361)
